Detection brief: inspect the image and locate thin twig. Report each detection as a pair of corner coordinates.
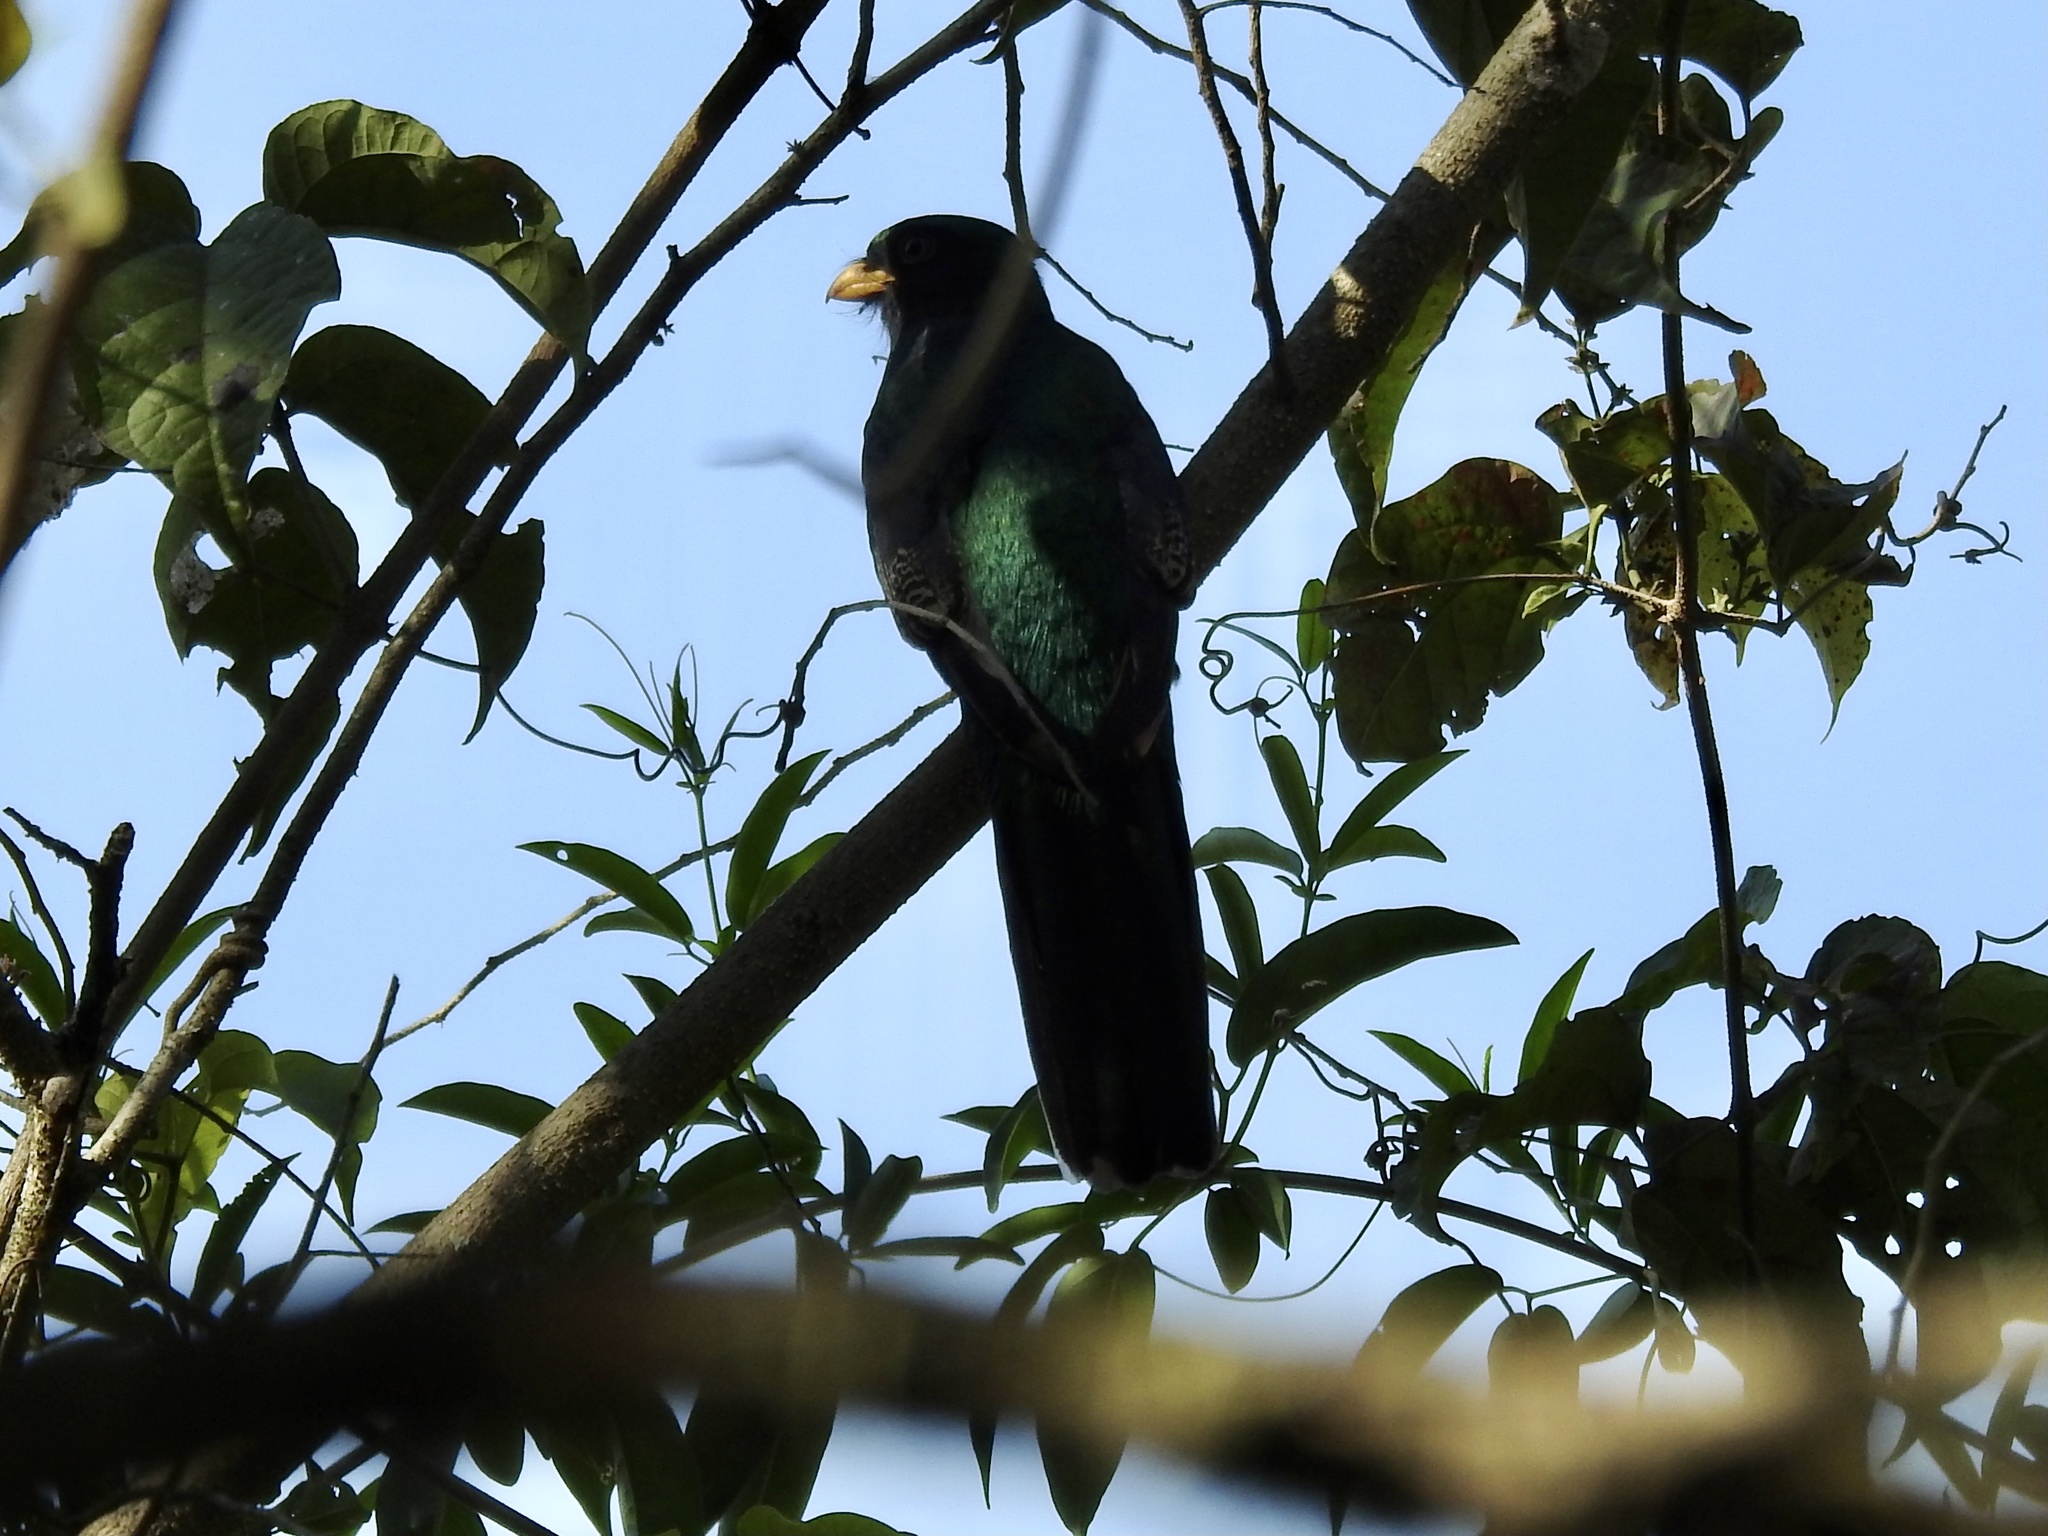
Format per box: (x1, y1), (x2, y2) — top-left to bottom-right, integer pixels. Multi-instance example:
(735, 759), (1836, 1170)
(1655, 0), (1754, 1267)
(774, 599), (891, 771)
(391, 692), (953, 1044)
(1002, 36), (1034, 243)
(1197, 0), (1458, 86)
(1249, 0), (1283, 252)
(282, 979), (398, 1296)
(844, 0), (878, 94)
(0, 0), (181, 576)
(1175, 0), (1290, 387)
(1084, 0), (1392, 201)
(1039, 251), (1194, 349)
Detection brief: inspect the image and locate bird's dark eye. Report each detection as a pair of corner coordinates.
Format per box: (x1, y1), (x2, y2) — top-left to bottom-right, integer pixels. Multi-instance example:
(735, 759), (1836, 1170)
(899, 233), (936, 264)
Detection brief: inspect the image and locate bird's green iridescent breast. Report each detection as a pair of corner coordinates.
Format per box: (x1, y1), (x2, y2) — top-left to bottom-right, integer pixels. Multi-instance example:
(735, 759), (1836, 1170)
(953, 441), (1128, 738)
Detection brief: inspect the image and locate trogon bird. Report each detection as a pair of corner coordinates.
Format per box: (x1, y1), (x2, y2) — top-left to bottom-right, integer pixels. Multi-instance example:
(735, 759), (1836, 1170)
(827, 214), (1219, 1190)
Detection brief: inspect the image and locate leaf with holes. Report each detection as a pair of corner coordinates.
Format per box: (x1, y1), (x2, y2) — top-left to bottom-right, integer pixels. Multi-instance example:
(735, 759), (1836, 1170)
(263, 100), (588, 348)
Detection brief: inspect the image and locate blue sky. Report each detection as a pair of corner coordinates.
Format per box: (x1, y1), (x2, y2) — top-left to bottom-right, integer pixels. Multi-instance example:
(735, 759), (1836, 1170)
(1, 2), (2042, 1531)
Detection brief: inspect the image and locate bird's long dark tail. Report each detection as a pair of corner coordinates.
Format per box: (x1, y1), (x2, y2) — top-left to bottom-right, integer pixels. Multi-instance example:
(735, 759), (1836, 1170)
(978, 713), (1219, 1189)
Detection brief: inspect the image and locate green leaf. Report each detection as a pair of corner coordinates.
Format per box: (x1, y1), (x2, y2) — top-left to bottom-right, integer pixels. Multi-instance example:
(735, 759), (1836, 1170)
(263, 100), (590, 348)
(843, 1153), (921, 1252)
(1519, 949), (1594, 1083)
(575, 1002), (635, 1062)
(1534, 399), (1672, 515)
(283, 325), (499, 508)
(280, 325), (541, 736)
(727, 752), (829, 929)
(527, 1410), (617, 1536)
(401, 1081), (551, 1138)
(1695, 471), (1773, 655)
(626, 973), (678, 1017)
(1201, 865), (1264, 991)
(614, 1393), (700, 1536)
(277, 1477), (371, 1536)
(1189, 826), (1301, 878)
(864, 1236), (1021, 1265)
(982, 1086), (1054, 1211)
(1, 161), (199, 290)
(0, 914), (66, 1025)
(75, 201), (339, 551)
(465, 1409), (527, 1488)
(1295, 577), (1333, 672)
(1787, 567), (1872, 722)
(152, 466), (359, 718)
(1258, 734), (1320, 865)
(1488, 1306), (1579, 1400)
(735, 1510), (913, 1536)
(521, 841), (694, 945)
(753, 832), (845, 917)
(1324, 824), (1445, 871)
(1204, 1184), (1261, 1293)
(979, 1200), (1097, 1251)
(1039, 1250), (1154, 1533)
(734, 1079), (825, 1178)
(583, 703), (671, 756)
(1617, 866), (1776, 1012)
(193, 1161), (289, 1311)
(42, 1263), (151, 1338)
(1510, 55), (1656, 317)
(1576, 1282), (1656, 1362)
(269, 1046), (379, 1223)
(1355, 1263), (1502, 1377)
(1232, 1168), (1292, 1249)
(1328, 250), (1489, 527)
(1326, 751), (1461, 857)
(1369, 1031), (1476, 1098)
(366, 1208), (440, 1235)
(1548, 108), (1755, 333)
(1697, 406), (1904, 589)
(1669, 0), (1803, 102)
(1326, 461), (1566, 764)
(1228, 906), (1516, 1065)
(973, 1223), (1104, 1499)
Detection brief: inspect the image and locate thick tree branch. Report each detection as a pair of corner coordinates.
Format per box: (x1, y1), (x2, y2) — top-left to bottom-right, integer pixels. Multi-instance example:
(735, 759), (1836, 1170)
(381, 0), (1644, 1293)
(0, 1276), (2003, 1536)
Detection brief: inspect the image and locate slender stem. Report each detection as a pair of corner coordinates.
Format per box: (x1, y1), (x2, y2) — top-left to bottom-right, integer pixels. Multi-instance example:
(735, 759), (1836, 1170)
(282, 978), (398, 1298)
(1174, 0), (1291, 387)
(1655, 0), (1753, 1261)
(1002, 37), (1034, 243)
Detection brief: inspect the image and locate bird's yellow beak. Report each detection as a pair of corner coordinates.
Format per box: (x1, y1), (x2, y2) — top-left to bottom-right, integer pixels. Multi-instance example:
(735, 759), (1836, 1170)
(826, 257), (893, 302)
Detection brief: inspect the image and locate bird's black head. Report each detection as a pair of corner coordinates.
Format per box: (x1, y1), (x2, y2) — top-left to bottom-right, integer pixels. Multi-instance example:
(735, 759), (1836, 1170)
(826, 214), (1047, 339)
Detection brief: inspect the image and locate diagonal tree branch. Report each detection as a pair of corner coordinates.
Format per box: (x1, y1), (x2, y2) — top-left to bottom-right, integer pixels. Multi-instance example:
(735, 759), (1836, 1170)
(383, 0), (1644, 1292)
